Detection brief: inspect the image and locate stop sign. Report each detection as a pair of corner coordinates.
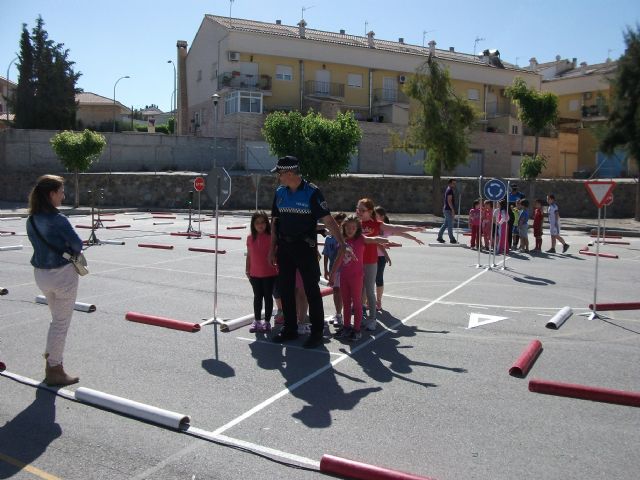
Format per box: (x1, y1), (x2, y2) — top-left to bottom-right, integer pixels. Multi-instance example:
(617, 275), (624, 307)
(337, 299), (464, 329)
(194, 176), (205, 192)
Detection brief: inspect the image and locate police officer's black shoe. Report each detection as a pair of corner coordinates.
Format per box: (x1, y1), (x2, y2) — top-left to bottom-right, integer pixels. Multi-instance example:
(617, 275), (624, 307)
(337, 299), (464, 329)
(272, 330), (298, 343)
(303, 334), (324, 349)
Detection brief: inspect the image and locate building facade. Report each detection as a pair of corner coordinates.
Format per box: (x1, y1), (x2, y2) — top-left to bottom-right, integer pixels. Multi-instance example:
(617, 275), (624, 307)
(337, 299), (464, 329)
(176, 15), (619, 178)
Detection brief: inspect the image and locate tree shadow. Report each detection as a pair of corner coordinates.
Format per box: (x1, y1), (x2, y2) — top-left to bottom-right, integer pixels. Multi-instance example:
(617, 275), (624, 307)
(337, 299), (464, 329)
(0, 388), (61, 479)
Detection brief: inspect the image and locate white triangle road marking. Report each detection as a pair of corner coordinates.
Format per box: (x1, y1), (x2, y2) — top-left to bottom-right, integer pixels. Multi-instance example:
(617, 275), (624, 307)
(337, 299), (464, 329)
(467, 312), (508, 329)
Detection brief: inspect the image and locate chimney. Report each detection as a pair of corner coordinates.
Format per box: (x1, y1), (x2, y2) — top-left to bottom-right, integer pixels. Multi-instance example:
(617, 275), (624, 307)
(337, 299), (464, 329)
(367, 31), (375, 48)
(529, 57), (538, 68)
(449, 47), (455, 52)
(298, 19), (307, 38)
(428, 40), (436, 55)
(176, 40), (189, 135)
(572, 57), (577, 67)
(399, 37), (404, 44)
(339, 29), (345, 34)
(275, 19), (281, 25)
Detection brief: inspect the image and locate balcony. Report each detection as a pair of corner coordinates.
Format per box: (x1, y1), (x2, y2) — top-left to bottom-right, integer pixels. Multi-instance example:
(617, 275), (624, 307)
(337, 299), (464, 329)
(218, 72), (272, 91)
(304, 80), (344, 100)
(373, 88), (409, 104)
(485, 100), (517, 118)
(582, 104), (609, 119)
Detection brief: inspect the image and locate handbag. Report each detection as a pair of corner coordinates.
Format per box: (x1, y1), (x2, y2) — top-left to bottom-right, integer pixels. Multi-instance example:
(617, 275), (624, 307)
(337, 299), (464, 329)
(29, 216), (89, 276)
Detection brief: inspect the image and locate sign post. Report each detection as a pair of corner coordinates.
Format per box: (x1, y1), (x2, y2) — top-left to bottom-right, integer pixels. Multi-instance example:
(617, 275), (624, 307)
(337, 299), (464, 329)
(483, 178), (507, 269)
(194, 176), (205, 228)
(582, 181), (617, 320)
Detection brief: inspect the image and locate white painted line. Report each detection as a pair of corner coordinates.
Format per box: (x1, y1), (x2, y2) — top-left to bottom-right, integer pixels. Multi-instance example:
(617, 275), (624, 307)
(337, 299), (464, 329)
(211, 266), (490, 437)
(504, 310), (521, 313)
(537, 314), (552, 317)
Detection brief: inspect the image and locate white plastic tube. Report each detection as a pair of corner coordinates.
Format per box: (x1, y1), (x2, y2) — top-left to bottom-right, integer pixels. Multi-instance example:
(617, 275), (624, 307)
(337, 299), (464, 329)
(36, 295), (96, 313)
(0, 245), (23, 251)
(546, 306), (573, 330)
(218, 313), (254, 332)
(74, 387), (190, 429)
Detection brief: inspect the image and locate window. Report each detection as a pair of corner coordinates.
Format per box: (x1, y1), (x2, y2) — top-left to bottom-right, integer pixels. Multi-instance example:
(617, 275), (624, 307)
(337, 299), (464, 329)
(275, 65), (293, 81)
(225, 91), (263, 115)
(347, 73), (362, 88)
(197, 70), (202, 82)
(511, 125), (519, 135)
(569, 99), (580, 112)
(467, 88), (480, 101)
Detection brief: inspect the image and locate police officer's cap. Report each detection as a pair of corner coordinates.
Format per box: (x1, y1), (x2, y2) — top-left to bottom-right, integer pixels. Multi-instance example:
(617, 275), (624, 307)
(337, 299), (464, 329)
(511, 183), (519, 189)
(271, 155), (300, 173)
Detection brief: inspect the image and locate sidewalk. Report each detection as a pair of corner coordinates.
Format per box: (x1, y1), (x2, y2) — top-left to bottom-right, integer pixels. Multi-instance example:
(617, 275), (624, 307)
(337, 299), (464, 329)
(2, 201), (639, 236)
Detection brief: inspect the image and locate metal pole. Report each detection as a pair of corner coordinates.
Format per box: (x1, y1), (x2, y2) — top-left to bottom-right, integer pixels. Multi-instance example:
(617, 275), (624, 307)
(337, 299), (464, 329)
(501, 181), (510, 269)
(602, 204), (607, 241)
(167, 60), (177, 135)
(112, 76), (130, 134)
(477, 176), (482, 267)
(591, 207), (602, 319)
(5, 57), (18, 122)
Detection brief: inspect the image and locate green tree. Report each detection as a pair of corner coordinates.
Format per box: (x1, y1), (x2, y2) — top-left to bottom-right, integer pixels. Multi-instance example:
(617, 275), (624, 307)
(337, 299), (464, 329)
(13, 16), (81, 130)
(391, 56), (476, 214)
(600, 25), (640, 220)
(262, 110), (362, 181)
(505, 77), (558, 156)
(50, 130), (106, 207)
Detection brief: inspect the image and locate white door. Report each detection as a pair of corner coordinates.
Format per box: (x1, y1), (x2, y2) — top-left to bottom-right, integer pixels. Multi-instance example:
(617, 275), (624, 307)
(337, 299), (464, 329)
(383, 76), (397, 101)
(510, 155), (522, 177)
(315, 70), (330, 95)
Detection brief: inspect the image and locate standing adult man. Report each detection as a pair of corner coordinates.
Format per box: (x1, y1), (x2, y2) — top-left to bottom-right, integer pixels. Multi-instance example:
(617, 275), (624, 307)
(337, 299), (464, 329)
(268, 156), (345, 349)
(436, 178), (457, 244)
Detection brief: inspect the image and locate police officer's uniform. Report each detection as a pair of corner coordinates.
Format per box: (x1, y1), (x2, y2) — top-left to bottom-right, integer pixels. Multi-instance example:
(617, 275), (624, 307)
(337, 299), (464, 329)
(271, 157), (330, 342)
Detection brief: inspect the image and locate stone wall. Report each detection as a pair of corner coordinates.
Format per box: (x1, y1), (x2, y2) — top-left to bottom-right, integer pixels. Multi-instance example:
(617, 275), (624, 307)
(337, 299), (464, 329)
(2, 171), (635, 218)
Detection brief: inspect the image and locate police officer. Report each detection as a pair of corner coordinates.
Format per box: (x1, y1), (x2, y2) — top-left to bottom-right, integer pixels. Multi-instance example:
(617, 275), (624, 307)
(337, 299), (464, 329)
(268, 156), (344, 349)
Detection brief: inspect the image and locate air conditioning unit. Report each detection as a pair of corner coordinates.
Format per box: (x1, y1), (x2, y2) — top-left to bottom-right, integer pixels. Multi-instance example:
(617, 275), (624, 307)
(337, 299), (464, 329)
(228, 51), (240, 61)
(398, 75), (407, 84)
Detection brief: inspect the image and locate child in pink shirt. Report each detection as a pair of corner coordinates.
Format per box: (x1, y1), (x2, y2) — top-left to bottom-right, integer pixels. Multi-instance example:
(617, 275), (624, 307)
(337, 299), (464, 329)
(481, 200), (492, 250)
(246, 211), (278, 333)
(329, 215), (397, 342)
(469, 200), (481, 249)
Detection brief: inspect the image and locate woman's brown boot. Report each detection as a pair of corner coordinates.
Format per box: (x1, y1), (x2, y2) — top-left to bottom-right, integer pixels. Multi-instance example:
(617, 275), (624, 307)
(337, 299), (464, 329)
(45, 362), (79, 387)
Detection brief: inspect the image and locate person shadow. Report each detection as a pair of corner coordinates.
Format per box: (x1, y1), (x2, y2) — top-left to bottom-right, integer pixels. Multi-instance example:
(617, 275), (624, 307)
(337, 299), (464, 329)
(350, 314), (467, 387)
(248, 336), (381, 429)
(0, 388), (61, 479)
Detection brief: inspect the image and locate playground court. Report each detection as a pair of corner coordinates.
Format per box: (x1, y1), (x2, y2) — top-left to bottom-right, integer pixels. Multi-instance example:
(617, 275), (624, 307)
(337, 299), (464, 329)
(1, 210), (639, 480)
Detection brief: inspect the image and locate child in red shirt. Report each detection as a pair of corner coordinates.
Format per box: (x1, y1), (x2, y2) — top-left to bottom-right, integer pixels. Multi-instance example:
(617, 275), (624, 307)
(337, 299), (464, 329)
(532, 199), (544, 252)
(481, 200), (492, 250)
(469, 199), (481, 249)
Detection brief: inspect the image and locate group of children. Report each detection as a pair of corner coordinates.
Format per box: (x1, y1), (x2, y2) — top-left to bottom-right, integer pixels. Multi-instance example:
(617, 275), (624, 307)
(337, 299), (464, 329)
(467, 195), (569, 254)
(245, 200), (423, 342)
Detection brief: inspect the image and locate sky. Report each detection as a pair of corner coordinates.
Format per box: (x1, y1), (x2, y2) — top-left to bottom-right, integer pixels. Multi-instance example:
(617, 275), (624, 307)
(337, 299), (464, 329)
(2, 0), (639, 113)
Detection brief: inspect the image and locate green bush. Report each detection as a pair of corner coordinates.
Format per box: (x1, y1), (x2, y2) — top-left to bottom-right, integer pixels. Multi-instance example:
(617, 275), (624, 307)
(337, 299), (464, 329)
(519, 154), (547, 180)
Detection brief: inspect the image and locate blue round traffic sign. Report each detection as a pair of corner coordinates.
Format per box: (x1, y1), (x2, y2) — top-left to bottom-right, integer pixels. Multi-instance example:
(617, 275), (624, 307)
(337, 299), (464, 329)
(483, 178), (507, 201)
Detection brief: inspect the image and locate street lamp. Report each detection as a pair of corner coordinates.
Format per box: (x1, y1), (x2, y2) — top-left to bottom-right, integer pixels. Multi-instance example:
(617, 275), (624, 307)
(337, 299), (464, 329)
(112, 75), (130, 134)
(167, 60), (176, 135)
(211, 92), (220, 322)
(5, 57), (18, 122)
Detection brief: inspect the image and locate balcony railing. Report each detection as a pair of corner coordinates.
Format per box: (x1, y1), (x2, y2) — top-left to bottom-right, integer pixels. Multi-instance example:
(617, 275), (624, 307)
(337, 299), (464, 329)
(373, 88), (409, 104)
(485, 100), (517, 117)
(218, 72), (272, 91)
(304, 80), (344, 99)
(582, 104), (609, 118)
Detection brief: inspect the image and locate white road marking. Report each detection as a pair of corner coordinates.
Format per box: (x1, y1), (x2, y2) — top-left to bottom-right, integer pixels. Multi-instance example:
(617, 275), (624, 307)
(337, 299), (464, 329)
(467, 313), (509, 329)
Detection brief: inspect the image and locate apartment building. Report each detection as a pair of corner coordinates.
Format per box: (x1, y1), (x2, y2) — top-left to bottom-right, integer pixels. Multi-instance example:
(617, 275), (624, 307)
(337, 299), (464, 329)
(0, 76), (17, 128)
(177, 15), (577, 178)
(537, 57), (631, 177)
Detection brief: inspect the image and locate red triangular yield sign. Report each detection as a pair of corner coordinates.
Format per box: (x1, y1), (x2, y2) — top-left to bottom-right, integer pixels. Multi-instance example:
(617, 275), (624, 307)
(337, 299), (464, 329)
(585, 181), (616, 208)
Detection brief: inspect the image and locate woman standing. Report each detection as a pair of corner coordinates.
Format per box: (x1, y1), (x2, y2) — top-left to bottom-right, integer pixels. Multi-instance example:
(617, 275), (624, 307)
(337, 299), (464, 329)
(26, 175), (83, 387)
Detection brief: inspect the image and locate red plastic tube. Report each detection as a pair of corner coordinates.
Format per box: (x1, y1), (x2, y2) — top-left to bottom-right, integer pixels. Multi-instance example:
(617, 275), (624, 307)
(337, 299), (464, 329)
(75, 225), (94, 229)
(579, 250), (618, 259)
(0, 361), (5, 371)
(125, 311), (201, 333)
(320, 454), (436, 480)
(100, 218), (116, 222)
(106, 224), (131, 229)
(590, 233), (622, 239)
(600, 240), (630, 245)
(170, 232), (202, 237)
(138, 243), (174, 250)
(320, 287), (334, 297)
(529, 378), (640, 408)
(226, 225), (247, 230)
(152, 215), (177, 219)
(188, 247), (226, 254)
(588, 302), (640, 311)
(0, 230), (15, 235)
(209, 234), (242, 240)
(509, 340), (543, 377)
